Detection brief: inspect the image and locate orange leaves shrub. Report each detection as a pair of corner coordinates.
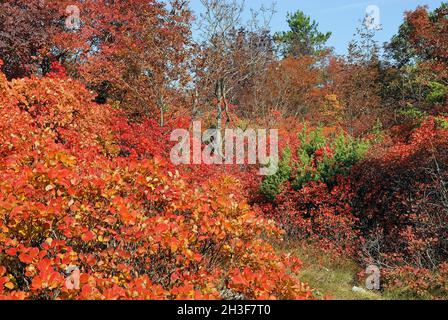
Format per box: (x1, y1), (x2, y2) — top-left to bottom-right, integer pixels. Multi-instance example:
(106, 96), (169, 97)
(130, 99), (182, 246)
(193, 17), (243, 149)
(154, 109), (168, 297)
(0, 69), (312, 300)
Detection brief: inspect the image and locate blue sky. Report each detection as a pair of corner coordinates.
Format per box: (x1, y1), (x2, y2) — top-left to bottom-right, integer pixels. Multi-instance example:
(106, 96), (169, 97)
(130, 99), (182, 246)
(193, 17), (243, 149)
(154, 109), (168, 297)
(188, 0), (444, 54)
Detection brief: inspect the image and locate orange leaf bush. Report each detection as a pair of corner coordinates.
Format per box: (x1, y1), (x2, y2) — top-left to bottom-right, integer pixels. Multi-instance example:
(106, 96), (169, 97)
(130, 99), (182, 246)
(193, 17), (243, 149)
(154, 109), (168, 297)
(0, 68), (313, 300)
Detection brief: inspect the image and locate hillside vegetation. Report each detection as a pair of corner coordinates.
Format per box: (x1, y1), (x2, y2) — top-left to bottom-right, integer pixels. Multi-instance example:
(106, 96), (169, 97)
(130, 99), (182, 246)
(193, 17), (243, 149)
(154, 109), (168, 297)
(0, 0), (447, 300)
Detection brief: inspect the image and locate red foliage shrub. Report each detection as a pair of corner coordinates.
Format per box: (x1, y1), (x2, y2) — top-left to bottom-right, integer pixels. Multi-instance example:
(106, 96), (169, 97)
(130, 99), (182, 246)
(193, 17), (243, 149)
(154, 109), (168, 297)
(352, 117), (448, 297)
(0, 70), (313, 300)
(256, 177), (359, 257)
(380, 264), (448, 299)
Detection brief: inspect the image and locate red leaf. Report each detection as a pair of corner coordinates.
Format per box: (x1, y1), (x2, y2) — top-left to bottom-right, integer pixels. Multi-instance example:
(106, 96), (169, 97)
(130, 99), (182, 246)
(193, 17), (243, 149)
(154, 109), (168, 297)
(5, 248), (17, 256)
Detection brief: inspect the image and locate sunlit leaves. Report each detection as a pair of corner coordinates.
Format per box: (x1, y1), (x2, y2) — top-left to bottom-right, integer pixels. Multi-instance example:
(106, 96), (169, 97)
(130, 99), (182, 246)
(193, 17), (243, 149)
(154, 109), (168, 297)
(0, 70), (312, 300)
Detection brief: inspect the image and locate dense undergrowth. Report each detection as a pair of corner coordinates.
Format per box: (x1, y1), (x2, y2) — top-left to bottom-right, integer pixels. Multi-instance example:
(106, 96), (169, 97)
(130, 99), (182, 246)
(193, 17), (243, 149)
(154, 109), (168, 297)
(0, 67), (313, 300)
(1, 0), (448, 301)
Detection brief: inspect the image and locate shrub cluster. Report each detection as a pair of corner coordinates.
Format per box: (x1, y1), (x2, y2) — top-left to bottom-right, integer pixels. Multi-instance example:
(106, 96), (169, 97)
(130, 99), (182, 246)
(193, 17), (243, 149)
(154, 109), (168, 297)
(0, 68), (313, 300)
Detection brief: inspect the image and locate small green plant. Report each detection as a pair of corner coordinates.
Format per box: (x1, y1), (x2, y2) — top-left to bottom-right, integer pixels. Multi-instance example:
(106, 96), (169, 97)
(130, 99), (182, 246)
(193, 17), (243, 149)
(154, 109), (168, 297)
(260, 126), (370, 198)
(260, 147), (293, 200)
(435, 116), (448, 129)
(426, 81), (448, 104)
(298, 125), (326, 156)
(372, 119), (385, 143)
(293, 127), (370, 190)
(399, 104), (426, 122)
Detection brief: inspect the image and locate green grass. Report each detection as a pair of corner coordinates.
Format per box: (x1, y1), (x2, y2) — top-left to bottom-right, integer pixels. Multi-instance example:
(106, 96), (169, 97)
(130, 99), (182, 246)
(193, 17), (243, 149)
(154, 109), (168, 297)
(281, 241), (448, 300)
(280, 242), (384, 300)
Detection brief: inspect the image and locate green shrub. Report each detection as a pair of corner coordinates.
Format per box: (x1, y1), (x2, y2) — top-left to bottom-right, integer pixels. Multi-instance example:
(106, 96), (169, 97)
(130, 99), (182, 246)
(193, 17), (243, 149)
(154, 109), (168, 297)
(426, 81), (448, 104)
(259, 147), (293, 200)
(293, 128), (369, 190)
(260, 126), (370, 198)
(399, 104), (426, 122)
(435, 116), (448, 129)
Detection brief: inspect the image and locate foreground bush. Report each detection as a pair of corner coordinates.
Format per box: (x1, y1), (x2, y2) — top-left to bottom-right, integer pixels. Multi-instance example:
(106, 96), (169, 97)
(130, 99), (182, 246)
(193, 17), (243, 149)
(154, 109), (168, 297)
(0, 66), (312, 300)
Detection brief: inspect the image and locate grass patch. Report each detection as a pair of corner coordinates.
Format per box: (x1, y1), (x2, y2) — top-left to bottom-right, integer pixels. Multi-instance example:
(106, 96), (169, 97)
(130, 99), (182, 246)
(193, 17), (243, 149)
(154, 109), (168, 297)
(280, 241), (384, 300)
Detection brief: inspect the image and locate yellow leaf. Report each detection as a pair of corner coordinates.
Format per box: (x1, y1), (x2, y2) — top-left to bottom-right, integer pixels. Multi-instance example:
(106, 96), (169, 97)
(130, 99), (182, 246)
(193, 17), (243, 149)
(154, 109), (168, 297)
(4, 282), (14, 289)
